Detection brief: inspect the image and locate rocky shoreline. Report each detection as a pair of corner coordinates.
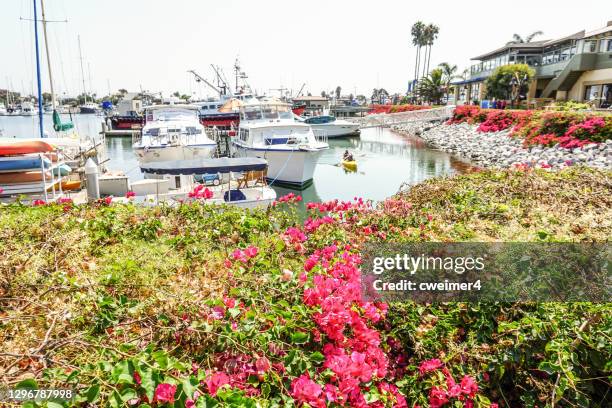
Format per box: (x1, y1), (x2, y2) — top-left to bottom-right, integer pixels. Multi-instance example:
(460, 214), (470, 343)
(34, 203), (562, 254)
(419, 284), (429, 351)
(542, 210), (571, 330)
(392, 122), (612, 170)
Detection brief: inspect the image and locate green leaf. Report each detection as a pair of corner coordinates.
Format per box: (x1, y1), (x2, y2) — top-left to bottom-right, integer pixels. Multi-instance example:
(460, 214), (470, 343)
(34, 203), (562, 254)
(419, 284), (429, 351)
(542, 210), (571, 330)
(291, 331), (309, 344)
(152, 350), (169, 369)
(310, 352), (325, 363)
(111, 360), (133, 384)
(86, 384), (100, 403)
(47, 402), (64, 408)
(15, 379), (38, 389)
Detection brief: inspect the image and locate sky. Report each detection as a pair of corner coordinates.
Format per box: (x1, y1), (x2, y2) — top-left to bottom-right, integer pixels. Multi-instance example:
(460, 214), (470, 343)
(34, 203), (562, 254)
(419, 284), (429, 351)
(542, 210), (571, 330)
(1, 0), (610, 100)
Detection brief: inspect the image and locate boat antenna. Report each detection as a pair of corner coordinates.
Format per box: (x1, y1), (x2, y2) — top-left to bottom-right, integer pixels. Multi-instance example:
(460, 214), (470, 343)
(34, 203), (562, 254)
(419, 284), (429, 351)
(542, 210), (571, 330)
(32, 0), (44, 137)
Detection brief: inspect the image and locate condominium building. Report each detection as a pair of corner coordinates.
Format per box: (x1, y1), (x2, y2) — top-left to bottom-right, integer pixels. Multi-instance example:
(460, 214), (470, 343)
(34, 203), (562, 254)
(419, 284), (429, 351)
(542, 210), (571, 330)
(454, 22), (612, 108)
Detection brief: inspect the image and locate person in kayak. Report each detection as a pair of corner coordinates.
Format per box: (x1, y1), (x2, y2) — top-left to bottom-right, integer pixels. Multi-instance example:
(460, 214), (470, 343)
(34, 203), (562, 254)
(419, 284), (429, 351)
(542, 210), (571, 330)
(343, 150), (354, 162)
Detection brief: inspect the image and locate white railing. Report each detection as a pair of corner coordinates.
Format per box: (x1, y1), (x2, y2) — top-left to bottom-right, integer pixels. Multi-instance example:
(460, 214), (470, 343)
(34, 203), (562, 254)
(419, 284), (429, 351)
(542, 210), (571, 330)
(345, 106), (455, 129)
(313, 129), (328, 144)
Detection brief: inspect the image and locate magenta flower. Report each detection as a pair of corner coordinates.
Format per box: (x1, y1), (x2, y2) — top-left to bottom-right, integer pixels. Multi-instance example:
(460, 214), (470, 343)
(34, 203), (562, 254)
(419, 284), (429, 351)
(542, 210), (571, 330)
(125, 191), (135, 199)
(244, 245), (258, 258)
(418, 358), (443, 375)
(153, 383), (176, 404)
(205, 372), (230, 396)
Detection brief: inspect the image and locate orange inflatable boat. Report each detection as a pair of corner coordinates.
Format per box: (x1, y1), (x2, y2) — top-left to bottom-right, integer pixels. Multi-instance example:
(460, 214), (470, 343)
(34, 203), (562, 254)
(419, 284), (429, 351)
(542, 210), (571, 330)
(0, 141), (55, 156)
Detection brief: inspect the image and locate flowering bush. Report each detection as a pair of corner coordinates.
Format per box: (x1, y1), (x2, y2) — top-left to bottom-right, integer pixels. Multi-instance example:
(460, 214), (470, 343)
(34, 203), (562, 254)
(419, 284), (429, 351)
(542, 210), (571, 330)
(369, 104), (430, 115)
(449, 106), (611, 148)
(1, 168), (610, 407)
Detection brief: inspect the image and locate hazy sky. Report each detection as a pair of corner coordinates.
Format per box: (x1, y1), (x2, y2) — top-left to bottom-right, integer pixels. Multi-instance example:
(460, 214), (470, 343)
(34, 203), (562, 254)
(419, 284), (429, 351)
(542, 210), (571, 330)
(1, 0), (609, 100)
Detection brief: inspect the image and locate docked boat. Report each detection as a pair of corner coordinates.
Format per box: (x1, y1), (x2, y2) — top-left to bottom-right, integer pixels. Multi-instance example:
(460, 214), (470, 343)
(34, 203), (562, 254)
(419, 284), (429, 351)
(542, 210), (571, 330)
(133, 104), (217, 164)
(300, 115), (360, 138)
(233, 99), (329, 186)
(0, 103), (7, 116)
(138, 157), (276, 209)
(79, 102), (100, 114)
(20, 102), (38, 116)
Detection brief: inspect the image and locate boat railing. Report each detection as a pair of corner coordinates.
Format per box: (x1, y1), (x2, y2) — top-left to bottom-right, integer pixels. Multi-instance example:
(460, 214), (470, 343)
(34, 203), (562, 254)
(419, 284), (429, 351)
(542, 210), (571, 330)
(313, 129), (328, 144)
(132, 130), (205, 147)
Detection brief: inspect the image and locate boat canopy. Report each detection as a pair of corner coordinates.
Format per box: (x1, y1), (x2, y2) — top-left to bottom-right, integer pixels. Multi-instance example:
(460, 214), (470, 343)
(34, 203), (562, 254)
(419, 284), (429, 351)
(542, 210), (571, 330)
(304, 115), (336, 124)
(140, 157), (268, 175)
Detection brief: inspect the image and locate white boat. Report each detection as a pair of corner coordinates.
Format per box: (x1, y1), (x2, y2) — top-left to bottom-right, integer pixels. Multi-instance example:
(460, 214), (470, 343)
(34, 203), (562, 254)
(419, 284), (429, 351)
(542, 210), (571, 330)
(233, 99), (329, 186)
(300, 115), (360, 138)
(20, 102), (38, 116)
(133, 104), (217, 164)
(79, 102), (99, 114)
(0, 103), (7, 116)
(138, 157), (276, 209)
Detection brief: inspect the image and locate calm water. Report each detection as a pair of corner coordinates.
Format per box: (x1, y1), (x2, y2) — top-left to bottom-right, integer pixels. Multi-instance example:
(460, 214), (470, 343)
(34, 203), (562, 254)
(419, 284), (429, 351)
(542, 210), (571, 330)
(0, 114), (470, 204)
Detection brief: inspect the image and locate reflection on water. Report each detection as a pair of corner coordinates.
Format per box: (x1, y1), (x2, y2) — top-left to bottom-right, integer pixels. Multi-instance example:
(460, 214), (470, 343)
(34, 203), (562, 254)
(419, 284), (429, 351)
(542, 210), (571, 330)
(272, 127), (469, 206)
(1, 116), (470, 206)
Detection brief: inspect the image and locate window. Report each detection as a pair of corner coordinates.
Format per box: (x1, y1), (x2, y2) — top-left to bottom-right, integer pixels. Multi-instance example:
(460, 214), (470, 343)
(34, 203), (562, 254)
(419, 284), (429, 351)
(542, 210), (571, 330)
(601, 84), (611, 108)
(584, 85), (600, 101)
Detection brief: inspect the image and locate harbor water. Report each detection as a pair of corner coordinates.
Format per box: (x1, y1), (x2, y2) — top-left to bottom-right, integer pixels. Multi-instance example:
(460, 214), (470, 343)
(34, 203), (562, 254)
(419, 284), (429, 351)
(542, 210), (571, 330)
(0, 114), (470, 204)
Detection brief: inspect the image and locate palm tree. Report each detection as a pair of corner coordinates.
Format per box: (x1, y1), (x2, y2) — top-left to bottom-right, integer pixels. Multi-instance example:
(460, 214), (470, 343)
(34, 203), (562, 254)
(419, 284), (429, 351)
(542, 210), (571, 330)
(423, 24), (440, 78)
(507, 31), (543, 45)
(438, 62), (458, 103)
(335, 86), (342, 99)
(417, 68), (444, 105)
(411, 22), (426, 83)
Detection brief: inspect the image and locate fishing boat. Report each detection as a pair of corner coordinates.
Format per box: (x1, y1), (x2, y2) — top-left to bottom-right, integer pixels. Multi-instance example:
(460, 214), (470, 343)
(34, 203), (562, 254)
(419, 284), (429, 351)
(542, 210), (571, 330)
(300, 115), (360, 138)
(138, 157), (276, 209)
(133, 104), (217, 164)
(233, 99), (329, 186)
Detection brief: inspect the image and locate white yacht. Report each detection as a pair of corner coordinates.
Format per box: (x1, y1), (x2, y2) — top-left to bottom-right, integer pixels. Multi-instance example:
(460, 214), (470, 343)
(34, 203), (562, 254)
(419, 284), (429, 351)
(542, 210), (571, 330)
(299, 115), (360, 138)
(20, 102), (38, 116)
(233, 100), (329, 186)
(133, 104), (217, 164)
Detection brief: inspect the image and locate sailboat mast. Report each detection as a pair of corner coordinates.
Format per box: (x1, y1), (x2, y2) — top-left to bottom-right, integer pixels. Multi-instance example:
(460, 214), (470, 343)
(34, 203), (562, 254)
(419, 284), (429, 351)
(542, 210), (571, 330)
(40, 0), (56, 111)
(78, 35), (87, 104)
(32, 0), (44, 138)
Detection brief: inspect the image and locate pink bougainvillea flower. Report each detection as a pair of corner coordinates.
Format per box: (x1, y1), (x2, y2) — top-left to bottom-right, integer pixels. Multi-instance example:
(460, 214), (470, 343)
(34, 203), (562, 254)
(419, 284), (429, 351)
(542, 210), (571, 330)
(125, 191), (135, 199)
(0, 187), (3, 194)
(255, 356), (271, 374)
(32, 199), (46, 206)
(290, 374), (324, 408)
(224, 259), (232, 268)
(104, 196), (113, 205)
(418, 358), (444, 375)
(153, 383), (177, 403)
(133, 371), (142, 385)
(460, 375), (479, 397)
(232, 249), (247, 262)
(223, 296), (236, 309)
(244, 245), (258, 258)
(206, 372), (230, 396)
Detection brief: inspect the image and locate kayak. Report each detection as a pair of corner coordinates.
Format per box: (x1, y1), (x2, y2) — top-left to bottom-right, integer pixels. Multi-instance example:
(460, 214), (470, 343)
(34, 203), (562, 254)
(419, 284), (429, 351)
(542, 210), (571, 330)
(52, 164), (72, 177)
(0, 141), (55, 156)
(342, 160), (357, 171)
(48, 179), (81, 191)
(0, 171), (53, 184)
(0, 155), (51, 172)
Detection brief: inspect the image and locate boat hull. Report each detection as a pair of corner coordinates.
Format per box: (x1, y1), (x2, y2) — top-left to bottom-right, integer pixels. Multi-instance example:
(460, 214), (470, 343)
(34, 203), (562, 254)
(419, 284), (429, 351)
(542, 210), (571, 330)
(110, 116), (143, 130)
(0, 141), (54, 156)
(233, 145), (324, 186)
(80, 107), (98, 114)
(310, 123), (360, 138)
(134, 144), (217, 164)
